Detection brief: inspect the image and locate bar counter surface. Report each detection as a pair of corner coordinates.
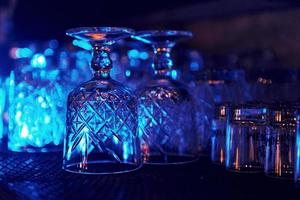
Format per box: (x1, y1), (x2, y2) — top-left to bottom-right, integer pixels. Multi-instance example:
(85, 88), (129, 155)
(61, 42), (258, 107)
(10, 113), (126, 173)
(0, 152), (299, 200)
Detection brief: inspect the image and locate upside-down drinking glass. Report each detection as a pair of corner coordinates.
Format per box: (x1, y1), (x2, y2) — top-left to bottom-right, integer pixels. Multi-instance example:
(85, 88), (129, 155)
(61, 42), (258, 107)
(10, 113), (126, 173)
(265, 105), (296, 179)
(226, 103), (268, 172)
(211, 103), (230, 165)
(63, 27), (141, 174)
(295, 110), (300, 183)
(133, 30), (198, 164)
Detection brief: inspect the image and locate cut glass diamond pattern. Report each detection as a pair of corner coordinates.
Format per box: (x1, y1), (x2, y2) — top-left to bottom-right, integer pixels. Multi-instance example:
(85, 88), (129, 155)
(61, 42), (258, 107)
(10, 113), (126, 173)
(138, 87), (194, 155)
(66, 88), (137, 162)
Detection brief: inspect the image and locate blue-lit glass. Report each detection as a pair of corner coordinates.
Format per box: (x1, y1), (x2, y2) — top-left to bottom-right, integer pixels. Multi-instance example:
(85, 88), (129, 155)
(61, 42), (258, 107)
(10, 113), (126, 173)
(63, 27), (141, 174)
(8, 42), (64, 152)
(295, 112), (300, 183)
(7, 40), (90, 153)
(133, 30), (198, 164)
(0, 78), (6, 151)
(192, 80), (214, 153)
(226, 104), (268, 172)
(192, 69), (250, 153)
(265, 105), (296, 179)
(211, 104), (230, 165)
(8, 69), (66, 152)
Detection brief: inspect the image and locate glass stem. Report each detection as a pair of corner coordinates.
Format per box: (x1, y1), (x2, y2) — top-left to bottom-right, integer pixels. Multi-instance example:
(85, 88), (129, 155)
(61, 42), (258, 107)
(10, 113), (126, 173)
(91, 43), (112, 79)
(152, 45), (173, 77)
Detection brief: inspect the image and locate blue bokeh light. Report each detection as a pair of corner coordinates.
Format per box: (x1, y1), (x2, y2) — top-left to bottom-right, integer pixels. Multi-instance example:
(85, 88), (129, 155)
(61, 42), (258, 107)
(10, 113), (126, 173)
(44, 48), (54, 56)
(171, 69), (178, 80)
(128, 49), (139, 59)
(139, 51), (149, 60)
(125, 70), (131, 77)
(190, 62), (200, 71)
(30, 54), (47, 68)
(15, 48), (33, 58)
(49, 39), (59, 49)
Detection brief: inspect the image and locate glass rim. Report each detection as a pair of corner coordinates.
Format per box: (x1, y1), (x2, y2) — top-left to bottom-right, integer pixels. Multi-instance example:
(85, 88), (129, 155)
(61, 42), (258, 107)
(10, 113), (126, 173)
(232, 102), (268, 110)
(66, 26), (135, 41)
(133, 30), (193, 38)
(63, 162), (142, 175)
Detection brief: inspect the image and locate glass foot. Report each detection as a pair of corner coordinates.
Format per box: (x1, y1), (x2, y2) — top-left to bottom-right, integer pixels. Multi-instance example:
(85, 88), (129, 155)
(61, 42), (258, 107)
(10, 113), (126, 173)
(228, 162), (264, 173)
(132, 30), (192, 46)
(8, 145), (62, 153)
(66, 27), (134, 43)
(63, 161), (142, 175)
(265, 169), (294, 180)
(143, 154), (198, 165)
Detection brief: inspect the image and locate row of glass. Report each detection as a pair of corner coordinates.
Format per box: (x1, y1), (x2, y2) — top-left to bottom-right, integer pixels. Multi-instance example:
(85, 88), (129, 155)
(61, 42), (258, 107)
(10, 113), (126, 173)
(0, 27), (200, 174)
(62, 27), (199, 174)
(211, 102), (300, 183)
(1, 26), (300, 180)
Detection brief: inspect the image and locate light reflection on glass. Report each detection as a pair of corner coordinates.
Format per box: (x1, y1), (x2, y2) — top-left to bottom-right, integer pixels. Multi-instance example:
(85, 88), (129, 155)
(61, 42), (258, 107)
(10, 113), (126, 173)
(0, 79), (5, 150)
(226, 104), (267, 172)
(211, 104), (229, 165)
(265, 107), (295, 179)
(295, 114), (300, 183)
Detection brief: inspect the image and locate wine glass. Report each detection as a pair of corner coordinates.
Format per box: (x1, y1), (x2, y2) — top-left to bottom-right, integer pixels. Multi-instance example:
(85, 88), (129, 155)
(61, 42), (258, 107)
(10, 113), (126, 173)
(63, 27), (142, 174)
(132, 30), (198, 164)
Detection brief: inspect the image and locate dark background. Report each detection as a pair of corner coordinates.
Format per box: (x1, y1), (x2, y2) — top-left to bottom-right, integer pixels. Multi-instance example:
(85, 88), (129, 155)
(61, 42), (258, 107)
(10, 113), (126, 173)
(8, 0), (300, 41)
(1, 0), (300, 77)
(11, 0), (199, 41)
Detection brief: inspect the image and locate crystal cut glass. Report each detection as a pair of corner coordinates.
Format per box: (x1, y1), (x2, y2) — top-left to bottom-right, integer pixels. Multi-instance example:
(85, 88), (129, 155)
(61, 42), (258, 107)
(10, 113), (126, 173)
(133, 30), (198, 164)
(63, 27), (141, 174)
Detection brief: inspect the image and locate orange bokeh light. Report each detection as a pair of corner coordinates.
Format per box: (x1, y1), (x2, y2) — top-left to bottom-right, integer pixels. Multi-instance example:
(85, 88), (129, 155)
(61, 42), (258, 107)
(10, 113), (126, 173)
(86, 33), (106, 40)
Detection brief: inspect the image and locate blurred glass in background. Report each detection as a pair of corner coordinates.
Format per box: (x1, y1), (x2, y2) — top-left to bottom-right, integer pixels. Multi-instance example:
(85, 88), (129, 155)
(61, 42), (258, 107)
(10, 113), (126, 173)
(7, 40), (91, 152)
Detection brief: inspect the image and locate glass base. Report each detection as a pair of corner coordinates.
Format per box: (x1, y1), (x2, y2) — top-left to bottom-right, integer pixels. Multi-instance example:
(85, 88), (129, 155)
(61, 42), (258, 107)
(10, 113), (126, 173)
(265, 170), (294, 180)
(8, 145), (62, 153)
(63, 161), (142, 175)
(211, 160), (226, 166)
(142, 154), (198, 165)
(227, 162), (263, 173)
